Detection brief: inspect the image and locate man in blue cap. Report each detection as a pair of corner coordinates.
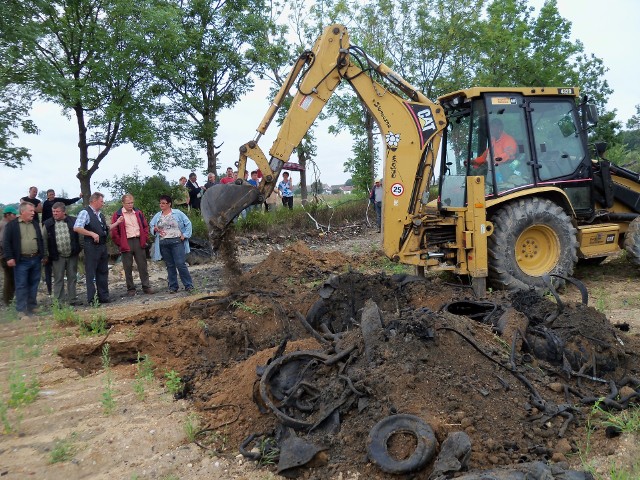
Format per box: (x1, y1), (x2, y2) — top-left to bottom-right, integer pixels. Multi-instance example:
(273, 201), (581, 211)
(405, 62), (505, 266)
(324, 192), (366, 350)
(0, 205), (18, 305)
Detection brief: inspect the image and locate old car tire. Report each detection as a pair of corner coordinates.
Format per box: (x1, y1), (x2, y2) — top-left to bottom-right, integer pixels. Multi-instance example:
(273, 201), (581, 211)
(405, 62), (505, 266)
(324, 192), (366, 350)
(367, 414), (436, 474)
(624, 216), (640, 267)
(488, 197), (578, 290)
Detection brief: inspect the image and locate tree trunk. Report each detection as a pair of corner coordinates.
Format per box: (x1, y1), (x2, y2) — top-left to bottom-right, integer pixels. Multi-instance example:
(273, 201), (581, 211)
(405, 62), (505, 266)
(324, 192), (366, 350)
(297, 146), (308, 205)
(74, 105), (92, 206)
(206, 137), (216, 174)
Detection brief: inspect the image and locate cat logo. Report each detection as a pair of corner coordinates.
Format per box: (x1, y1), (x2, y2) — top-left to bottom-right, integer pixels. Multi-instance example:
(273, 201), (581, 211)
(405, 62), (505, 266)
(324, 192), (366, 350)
(407, 104), (436, 142)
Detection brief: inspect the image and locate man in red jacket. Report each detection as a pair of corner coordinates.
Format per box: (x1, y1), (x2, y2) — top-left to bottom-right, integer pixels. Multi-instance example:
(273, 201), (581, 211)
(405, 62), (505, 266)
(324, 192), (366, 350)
(111, 194), (154, 296)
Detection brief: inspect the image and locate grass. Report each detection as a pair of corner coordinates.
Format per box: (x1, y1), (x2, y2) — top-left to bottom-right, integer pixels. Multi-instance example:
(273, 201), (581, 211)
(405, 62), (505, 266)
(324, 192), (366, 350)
(593, 401), (640, 434)
(593, 287), (610, 313)
(164, 370), (183, 397)
(101, 344), (116, 414)
(52, 299), (80, 326)
(183, 413), (200, 442)
(49, 433), (77, 463)
(198, 195), (370, 238)
(133, 353), (155, 401)
(364, 255), (413, 275)
(257, 436), (280, 466)
(7, 369), (39, 408)
(230, 300), (267, 316)
(577, 400), (640, 478)
(0, 399), (15, 434)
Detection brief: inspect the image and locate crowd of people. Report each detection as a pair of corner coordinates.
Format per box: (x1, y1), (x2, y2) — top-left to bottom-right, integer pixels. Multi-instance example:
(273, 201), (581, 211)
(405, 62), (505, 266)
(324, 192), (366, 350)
(0, 187), (196, 320)
(1, 169), (384, 320)
(0, 168), (300, 319)
(175, 168), (291, 212)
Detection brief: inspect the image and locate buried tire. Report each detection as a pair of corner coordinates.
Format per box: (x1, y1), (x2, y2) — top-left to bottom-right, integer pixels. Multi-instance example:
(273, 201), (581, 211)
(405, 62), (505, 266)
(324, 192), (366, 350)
(488, 197), (578, 290)
(367, 414), (436, 474)
(624, 216), (640, 267)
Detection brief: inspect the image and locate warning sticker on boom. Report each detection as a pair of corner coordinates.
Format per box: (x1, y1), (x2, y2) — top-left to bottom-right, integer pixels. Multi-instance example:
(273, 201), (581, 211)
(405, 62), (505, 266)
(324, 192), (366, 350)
(299, 96), (313, 111)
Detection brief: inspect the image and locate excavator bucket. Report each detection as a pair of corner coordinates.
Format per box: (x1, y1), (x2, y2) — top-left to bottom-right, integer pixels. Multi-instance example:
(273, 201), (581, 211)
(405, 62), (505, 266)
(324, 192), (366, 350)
(201, 183), (260, 248)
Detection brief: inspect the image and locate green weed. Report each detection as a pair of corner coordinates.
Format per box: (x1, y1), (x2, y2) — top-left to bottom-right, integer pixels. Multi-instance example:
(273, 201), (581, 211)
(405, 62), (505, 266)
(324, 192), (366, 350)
(183, 413), (200, 442)
(230, 300), (267, 316)
(194, 429), (228, 452)
(133, 353), (155, 401)
(257, 436), (280, 466)
(577, 400), (640, 478)
(8, 369), (39, 408)
(593, 287), (609, 313)
(0, 399), (15, 434)
(101, 344), (116, 414)
(49, 433), (77, 463)
(78, 310), (108, 336)
(592, 401), (640, 434)
(164, 370), (183, 396)
(52, 300), (80, 326)
(369, 256), (412, 275)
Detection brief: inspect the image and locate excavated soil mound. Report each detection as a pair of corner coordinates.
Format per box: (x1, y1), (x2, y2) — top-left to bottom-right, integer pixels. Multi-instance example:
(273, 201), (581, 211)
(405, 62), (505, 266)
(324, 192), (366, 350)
(58, 241), (640, 479)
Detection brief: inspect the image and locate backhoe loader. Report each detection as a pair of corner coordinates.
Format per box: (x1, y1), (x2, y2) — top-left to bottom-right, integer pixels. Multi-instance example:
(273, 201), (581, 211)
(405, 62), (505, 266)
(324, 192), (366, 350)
(201, 24), (640, 295)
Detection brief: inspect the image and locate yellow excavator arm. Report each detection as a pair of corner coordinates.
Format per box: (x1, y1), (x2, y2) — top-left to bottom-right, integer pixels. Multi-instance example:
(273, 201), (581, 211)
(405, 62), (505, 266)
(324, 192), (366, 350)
(204, 24), (448, 261)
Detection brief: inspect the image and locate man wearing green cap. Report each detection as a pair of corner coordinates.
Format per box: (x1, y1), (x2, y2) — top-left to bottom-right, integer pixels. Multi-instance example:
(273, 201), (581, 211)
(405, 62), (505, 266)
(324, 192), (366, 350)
(0, 206), (19, 305)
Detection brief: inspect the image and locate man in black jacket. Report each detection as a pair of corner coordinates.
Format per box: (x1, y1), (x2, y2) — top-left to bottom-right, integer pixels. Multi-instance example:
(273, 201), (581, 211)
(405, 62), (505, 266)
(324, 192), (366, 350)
(3, 202), (45, 317)
(43, 202), (82, 305)
(186, 172), (204, 210)
(74, 192), (120, 305)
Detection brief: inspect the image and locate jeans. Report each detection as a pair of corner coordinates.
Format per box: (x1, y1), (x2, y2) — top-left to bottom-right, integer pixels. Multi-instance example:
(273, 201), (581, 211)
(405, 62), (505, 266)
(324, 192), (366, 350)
(159, 237), (193, 291)
(374, 201), (382, 230)
(14, 256), (42, 313)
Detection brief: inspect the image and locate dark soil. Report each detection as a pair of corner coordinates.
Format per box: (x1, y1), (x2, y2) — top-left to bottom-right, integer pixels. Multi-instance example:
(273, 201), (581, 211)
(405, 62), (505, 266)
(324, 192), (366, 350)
(56, 239), (640, 479)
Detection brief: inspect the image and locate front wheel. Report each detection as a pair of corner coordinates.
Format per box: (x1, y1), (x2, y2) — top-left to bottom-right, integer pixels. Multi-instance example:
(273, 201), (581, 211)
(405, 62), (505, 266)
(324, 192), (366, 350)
(624, 216), (640, 267)
(488, 198), (578, 290)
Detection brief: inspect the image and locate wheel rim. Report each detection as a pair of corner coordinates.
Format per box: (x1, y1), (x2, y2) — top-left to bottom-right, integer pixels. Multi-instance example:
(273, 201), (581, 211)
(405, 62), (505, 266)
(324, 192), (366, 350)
(515, 224), (560, 276)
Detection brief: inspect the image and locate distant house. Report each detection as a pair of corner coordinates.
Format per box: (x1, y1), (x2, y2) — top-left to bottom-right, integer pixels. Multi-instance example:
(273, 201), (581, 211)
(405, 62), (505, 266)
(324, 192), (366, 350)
(340, 185), (354, 194)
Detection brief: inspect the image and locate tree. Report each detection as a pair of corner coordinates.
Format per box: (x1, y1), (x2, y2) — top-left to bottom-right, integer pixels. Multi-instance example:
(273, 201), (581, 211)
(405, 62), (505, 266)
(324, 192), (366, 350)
(0, 87), (38, 168)
(0, 2), (39, 168)
(2, 0), (186, 202)
(99, 168), (177, 219)
(151, 0), (286, 175)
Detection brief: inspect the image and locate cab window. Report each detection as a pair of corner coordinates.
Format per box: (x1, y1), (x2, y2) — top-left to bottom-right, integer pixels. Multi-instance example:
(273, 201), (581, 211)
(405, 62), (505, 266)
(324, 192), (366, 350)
(531, 100), (586, 181)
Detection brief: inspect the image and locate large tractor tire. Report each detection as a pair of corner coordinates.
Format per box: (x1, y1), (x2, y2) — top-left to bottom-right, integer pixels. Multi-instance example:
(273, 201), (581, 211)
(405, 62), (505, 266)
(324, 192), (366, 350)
(488, 197), (578, 290)
(624, 216), (640, 267)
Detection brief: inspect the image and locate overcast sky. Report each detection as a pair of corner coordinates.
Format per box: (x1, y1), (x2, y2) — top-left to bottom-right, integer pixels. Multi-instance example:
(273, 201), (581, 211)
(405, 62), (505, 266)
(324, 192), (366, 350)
(2, 0), (638, 205)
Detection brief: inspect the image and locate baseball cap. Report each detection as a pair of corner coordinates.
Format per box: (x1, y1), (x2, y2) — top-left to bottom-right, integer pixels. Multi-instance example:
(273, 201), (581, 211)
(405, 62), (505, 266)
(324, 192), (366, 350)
(3, 205), (18, 215)
(375, 178), (382, 183)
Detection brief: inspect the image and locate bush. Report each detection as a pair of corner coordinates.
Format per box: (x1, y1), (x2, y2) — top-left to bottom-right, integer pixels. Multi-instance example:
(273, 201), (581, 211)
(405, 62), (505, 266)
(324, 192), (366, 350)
(99, 168), (185, 220)
(234, 195), (369, 235)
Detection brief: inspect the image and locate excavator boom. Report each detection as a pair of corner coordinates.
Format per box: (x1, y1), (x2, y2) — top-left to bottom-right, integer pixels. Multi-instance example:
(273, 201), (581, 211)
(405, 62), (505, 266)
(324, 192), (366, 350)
(202, 24), (448, 260)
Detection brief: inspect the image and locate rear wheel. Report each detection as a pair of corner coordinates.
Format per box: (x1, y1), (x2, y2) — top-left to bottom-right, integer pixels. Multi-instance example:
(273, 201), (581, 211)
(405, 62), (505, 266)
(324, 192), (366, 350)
(488, 197), (578, 290)
(624, 216), (640, 267)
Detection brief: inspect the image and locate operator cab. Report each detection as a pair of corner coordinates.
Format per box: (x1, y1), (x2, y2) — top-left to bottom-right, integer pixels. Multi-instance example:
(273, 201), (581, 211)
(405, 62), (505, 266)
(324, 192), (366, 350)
(438, 88), (594, 216)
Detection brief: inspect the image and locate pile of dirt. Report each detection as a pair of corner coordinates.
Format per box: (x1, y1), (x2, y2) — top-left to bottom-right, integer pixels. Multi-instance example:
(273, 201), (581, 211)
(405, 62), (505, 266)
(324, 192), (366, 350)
(57, 240), (640, 479)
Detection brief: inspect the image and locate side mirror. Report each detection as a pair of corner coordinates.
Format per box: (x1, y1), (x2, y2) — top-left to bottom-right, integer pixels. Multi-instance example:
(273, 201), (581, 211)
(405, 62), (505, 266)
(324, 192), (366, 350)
(585, 104), (599, 125)
(595, 142), (607, 157)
